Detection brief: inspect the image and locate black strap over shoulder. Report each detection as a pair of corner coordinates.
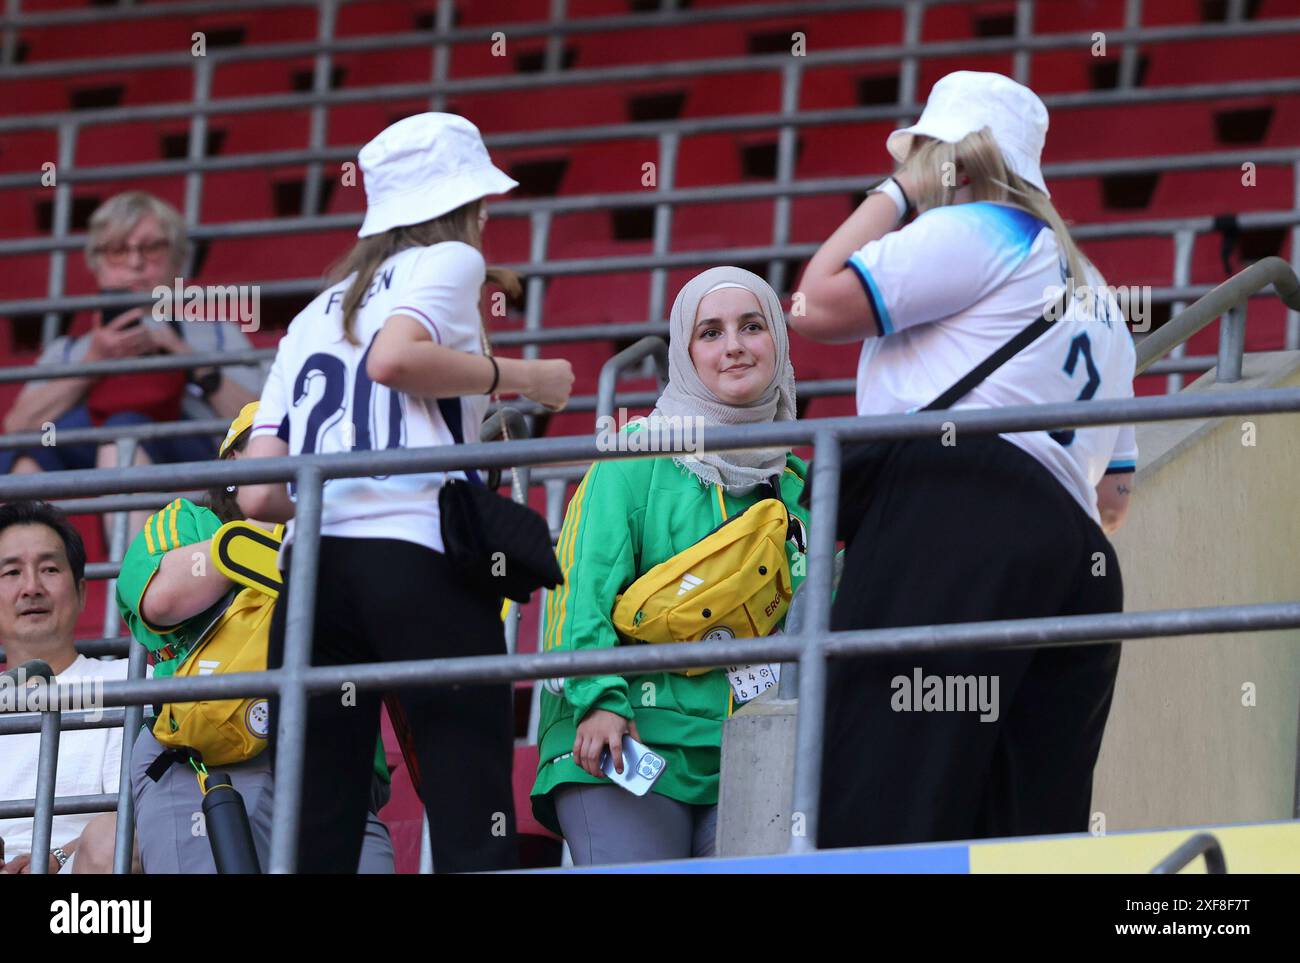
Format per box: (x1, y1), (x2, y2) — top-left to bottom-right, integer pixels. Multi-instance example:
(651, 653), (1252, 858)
(923, 283), (1073, 412)
(146, 746), (201, 783)
(764, 473), (806, 553)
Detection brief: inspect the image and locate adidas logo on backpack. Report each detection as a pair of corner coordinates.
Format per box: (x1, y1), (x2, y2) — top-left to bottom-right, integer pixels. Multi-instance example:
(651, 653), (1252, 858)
(677, 573), (703, 596)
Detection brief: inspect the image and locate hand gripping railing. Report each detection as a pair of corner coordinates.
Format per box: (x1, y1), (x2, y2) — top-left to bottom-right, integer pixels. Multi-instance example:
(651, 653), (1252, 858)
(6, 383), (1300, 871)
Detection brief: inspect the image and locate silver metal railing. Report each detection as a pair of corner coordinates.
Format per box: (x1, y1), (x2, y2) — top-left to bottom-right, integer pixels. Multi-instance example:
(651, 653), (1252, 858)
(6, 380), (1300, 870)
(3, 257), (1295, 695)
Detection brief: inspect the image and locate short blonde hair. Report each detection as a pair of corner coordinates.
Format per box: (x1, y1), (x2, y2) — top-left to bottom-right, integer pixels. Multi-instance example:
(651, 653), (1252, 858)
(84, 191), (189, 275)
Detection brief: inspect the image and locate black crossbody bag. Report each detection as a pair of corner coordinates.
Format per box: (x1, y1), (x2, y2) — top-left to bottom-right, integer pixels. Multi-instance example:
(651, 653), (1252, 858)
(800, 285), (1072, 543)
(436, 398), (563, 603)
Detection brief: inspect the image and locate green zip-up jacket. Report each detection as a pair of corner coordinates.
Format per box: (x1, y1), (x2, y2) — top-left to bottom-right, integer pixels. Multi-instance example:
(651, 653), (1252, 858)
(531, 426), (810, 833)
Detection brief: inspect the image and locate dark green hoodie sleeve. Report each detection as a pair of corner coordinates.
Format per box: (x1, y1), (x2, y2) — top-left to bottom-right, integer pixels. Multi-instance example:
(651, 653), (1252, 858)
(543, 461), (645, 724)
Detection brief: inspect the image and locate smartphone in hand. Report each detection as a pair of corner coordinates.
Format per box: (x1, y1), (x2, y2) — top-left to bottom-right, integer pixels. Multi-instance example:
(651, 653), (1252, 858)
(599, 734), (666, 796)
(100, 288), (142, 329)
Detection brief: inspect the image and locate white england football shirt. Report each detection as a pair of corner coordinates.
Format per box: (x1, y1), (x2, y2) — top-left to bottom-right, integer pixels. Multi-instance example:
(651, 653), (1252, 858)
(848, 201), (1138, 523)
(252, 240), (489, 552)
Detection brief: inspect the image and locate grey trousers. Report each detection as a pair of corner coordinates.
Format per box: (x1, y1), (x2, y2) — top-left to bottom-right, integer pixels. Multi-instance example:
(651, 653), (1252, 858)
(130, 726), (394, 873)
(553, 784), (717, 866)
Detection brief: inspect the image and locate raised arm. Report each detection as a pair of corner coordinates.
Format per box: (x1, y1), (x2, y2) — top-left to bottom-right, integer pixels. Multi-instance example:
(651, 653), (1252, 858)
(367, 313), (573, 409)
(793, 190), (902, 343)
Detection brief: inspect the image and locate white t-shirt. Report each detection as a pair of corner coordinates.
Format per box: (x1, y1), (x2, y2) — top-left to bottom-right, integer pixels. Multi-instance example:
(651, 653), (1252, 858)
(848, 201), (1138, 522)
(0, 655), (128, 862)
(253, 241), (490, 552)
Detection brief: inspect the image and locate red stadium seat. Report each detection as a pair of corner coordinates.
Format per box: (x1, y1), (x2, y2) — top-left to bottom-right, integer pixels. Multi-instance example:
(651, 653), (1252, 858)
(4, 0), (1300, 876)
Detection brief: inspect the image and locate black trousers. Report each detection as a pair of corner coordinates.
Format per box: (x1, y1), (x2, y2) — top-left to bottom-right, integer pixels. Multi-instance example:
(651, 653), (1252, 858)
(818, 435), (1124, 850)
(268, 536), (518, 873)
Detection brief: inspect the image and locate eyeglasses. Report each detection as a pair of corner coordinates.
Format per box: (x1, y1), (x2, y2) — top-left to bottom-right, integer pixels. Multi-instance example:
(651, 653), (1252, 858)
(92, 238), (172, 266)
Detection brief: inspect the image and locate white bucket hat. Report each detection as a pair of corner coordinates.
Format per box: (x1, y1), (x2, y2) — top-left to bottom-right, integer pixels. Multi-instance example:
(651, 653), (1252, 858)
(886, 71), (1051, 197)
(357, 112), (519, 238)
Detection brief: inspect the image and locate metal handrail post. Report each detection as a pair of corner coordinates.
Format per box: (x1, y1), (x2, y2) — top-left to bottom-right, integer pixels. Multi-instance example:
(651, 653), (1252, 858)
(1167, 229), (1195, 393)
(895, 0), (922, 131)
(41, 121), (77, 348)
(529, 477), (569, 745)
(112, 634), (150, 874)
(647, 131), (679, 333)
(267, 466), (323, 874)
(545, 0), (567, 72)
(1217, 303), (1246, 383)
(524, 210), (553, 365)
(1013, 0), (1033, 85)
(483, 408), (532, 657)
(1119, 0), (1144, 90)
(302, 0), (338, 217)
(428, 0), (454, 111)
(101, 437), (137, 640)
(767, 62), (801, 295)
(789, 429), (841, 854)
(30, 704), (61, 873)
(182, 58), (213, 264)
(1, 0), (18, 65)
(595, 336), (669, 424)
(521, 209), (553, 439)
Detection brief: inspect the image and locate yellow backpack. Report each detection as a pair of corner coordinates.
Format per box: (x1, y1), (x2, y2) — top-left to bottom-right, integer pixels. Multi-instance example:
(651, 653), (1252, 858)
(611, 495), (798, 677)
(152, 522), (282, 767)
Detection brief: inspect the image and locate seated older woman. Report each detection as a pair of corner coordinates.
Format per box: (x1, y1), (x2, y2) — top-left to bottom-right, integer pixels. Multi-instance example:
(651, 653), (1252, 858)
(1, 191), (264, 478)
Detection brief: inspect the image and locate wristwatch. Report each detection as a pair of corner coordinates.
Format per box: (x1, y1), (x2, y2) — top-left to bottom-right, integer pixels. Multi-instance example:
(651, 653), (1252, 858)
(191, 367), (224, 397)
(50, 847), (70, 870)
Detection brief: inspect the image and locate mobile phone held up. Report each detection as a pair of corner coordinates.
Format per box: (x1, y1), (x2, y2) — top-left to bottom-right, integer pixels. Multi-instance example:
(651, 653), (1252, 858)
(100, 288), (142, 329)
(599, 734), (667, 796)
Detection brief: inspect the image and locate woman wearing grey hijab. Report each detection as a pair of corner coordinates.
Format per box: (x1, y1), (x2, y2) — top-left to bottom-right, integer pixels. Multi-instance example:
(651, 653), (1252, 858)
(530, 267), (813, 865)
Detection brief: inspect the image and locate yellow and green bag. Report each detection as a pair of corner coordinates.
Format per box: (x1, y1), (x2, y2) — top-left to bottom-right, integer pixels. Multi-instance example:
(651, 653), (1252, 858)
(611, 494), (796, 676)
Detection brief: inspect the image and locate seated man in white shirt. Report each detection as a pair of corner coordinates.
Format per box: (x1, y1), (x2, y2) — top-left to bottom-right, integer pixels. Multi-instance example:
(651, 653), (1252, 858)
(0, 500), (137, 874)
